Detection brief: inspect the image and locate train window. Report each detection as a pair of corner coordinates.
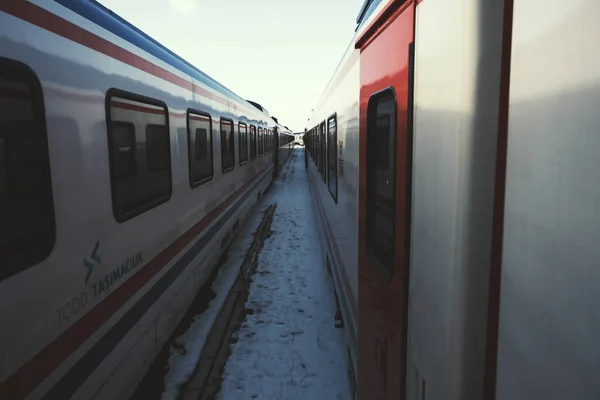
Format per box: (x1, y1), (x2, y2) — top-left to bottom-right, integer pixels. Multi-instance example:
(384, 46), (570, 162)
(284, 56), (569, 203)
(315, 127), (319, 165)
(327, 114), (338, 203)
(313, 128), (318, 165)
(264, 129), (268, 153)
(220, 118), (234, 173)
(320, 121), (326, 182)
(0, 138), (6, 198)
(239, 122), (248, 165)
(111, 122), (137, 180)
(195, 128), (208, 160)
(366, 88), (397, 279)
(258, 127), (263, 156)
(266, 130), (270, 152)
(146, 124), (170, 173)
(107, 89), (171, 222)
(187, 110), (213, 187)
(250, 125), (257, 160)
(0, 58), (56, 282)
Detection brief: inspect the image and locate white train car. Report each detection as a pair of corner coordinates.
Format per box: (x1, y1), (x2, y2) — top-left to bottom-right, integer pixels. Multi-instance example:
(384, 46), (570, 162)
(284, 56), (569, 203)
(307, 0), (600, 399)
(0, 1), (292, 399)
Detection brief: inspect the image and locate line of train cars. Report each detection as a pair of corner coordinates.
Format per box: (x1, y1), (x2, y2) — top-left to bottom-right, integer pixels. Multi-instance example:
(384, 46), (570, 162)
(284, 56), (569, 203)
(306, 0), (600, 399)
(0, 1), (294, 399)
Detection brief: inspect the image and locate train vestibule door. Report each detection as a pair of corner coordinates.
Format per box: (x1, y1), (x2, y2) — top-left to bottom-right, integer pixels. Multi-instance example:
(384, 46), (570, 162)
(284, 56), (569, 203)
(356, 1), (415, 399)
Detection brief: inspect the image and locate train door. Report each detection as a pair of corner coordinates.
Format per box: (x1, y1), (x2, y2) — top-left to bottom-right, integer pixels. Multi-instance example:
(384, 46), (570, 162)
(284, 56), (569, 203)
(356, 1), (415, 399)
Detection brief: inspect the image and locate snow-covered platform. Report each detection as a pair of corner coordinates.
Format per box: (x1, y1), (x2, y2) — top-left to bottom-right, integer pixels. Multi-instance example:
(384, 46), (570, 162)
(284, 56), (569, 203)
(134, 149), (352, 400)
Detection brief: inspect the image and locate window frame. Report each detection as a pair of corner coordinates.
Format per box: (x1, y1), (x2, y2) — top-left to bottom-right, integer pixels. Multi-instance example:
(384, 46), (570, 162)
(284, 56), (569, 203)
(365, 87), (398, 281)
(187, 108), (214, 188)
(220, 117), (235, 173)
(0, 57), (56, 281)
(106, 88), (172, 223)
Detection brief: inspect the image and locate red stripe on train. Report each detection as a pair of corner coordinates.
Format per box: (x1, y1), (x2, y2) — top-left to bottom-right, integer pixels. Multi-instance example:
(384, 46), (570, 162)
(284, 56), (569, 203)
(111, 100), (165, 115)
(0, 165), (271, 398)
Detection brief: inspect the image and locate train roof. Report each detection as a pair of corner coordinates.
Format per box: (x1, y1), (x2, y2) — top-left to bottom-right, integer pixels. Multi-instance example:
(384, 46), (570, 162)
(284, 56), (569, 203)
(55, 0), (263, 116)
(356, 0), (385, 29)
(246, 100), (271, 117)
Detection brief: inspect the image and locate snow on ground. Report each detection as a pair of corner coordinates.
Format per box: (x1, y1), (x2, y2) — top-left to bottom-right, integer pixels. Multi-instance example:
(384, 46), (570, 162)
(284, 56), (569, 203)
(218, 150), (351, 400)
(161, 204), (267, 400)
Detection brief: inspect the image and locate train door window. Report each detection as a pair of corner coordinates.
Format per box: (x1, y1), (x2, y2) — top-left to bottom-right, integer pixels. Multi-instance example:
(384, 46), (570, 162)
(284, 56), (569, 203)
(187, 110), (213, 187)
(267, 130), (271, 152)
(107, 89), (171, 222)
(327, 114), (338, 202)
(220, 118), (234, 173)
(320, 121), (326, 182)
(366, 88), (397, 277)
(258, 127), (263, 156)
(239, 122), (248, 165)
(0, 58), (55, 282)
(250, 125), (257, 160)
(146, 124), (170, 173)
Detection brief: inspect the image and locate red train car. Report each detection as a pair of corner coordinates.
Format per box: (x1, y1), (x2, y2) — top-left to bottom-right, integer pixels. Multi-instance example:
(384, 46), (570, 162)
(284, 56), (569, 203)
(307, 0), (600, 399)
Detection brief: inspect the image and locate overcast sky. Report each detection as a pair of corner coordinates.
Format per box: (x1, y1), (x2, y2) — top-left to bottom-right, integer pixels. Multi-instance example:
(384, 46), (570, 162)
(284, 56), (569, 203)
(97, 0), (364, 132)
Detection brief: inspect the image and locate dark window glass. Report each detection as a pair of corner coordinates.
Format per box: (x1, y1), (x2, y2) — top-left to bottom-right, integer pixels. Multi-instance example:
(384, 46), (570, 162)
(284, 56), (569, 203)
(195, 128), (208, 160)
(375, 116), (390, 169)
(327, 115), (338, 202)
(250, 125), (257, 159)
(0, 58), (55, 281)
(239, 123), (248, 164)
(107, 90), (171, 222)
(221, 119), (234, 172)
(258, 127), (263, 156)
(146, 124), (170, 173)
(110, 122), (137, 181)
(188, 111), (213, 186)
(366, 89), (396, 279)
(320, 122), (326, 181)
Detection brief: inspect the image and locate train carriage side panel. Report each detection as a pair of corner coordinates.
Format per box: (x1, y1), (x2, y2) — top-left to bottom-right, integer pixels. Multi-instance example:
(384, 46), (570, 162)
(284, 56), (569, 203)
(0, 2), (276, 399)
(497, 1), (600, 398)
(306, 44), (361, 383)
(405, 0), (505, 398)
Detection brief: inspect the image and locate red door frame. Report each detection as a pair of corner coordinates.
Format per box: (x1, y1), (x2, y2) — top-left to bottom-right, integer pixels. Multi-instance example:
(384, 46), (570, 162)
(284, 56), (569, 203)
(356, 1), (415, 399)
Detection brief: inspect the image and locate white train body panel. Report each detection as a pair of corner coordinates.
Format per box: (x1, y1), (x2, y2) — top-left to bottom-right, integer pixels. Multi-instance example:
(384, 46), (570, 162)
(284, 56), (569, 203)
(497, 1), (600, 399)
(0, 1), (294, 399)
(406, 0), (506, 397)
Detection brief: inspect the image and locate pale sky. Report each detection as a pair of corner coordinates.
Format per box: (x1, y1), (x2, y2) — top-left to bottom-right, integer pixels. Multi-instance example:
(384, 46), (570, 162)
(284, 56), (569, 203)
(97, 0), (364, 132)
